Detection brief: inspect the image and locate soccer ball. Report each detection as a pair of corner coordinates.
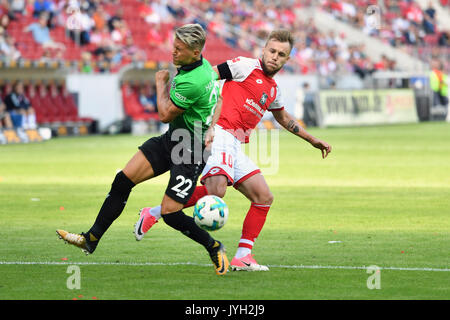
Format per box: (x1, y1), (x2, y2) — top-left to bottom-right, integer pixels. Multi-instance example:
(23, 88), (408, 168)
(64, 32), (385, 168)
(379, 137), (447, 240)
(193, 195), (228, 231)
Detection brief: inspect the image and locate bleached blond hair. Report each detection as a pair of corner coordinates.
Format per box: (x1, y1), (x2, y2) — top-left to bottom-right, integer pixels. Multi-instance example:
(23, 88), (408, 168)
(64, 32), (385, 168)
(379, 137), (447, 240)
(174, 23), (207, 51)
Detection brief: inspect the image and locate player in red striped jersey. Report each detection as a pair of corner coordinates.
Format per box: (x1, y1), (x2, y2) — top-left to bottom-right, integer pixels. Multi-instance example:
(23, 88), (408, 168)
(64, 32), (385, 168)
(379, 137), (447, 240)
(135, 29), (332, 271)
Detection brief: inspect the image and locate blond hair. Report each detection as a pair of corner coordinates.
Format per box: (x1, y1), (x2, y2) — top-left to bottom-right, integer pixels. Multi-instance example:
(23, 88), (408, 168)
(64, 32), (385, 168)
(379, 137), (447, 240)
(175, 24), (207, 51)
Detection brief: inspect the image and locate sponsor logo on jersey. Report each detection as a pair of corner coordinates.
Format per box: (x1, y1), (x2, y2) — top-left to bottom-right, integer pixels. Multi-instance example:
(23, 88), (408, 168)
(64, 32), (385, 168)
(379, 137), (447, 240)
(245, 98), (264, 115)
(174, 91), (187, 102)
(259, 93), (268, 106)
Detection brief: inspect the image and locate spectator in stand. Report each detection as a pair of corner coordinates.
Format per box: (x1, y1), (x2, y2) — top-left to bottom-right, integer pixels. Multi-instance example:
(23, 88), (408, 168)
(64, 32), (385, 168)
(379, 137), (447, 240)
(139, 0), (157, 24)
(110, 18), (130, 46)
(33, 0), (53, 16)
(0, 96), (13, 130)
(120, 36), (146, 63)
(95, 51), (108, 72)
(10, 0), (26, 16)
(0, 33), (22, 61)
(107, 8), (123, 33)
(24, 12), (65, 51)
(0, 13), (10, 31)
(92, 4), (109, 31)
(90, 24), (113, 52)
(138, 84), (157, 114)
(33, 0), (55, 28)
(166, 0), (186, 20)
(404, 24), (423, 45)
(80, 51), (93, 73)
(405, 2), (424, 27)
(438, 29), (450, 46)
(95, 48), (120, 73)
(423, 1), (437, 34)
(21, 0), (35, 17)
(4, 80), (37, 129)
(150, 0), (174, 24)
(67, 7), (94, 46)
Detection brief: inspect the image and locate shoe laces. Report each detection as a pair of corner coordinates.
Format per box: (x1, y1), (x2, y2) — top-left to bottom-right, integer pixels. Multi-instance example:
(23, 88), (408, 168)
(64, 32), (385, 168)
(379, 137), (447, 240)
(65, 232), (85, 245)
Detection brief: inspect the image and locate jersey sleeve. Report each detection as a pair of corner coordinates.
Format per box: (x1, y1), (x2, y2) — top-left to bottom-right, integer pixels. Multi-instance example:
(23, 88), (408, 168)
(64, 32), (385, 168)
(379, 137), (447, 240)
(218, 56), (259, 82)
(268, 86), (285, 111)
(169, 78), (197, 110)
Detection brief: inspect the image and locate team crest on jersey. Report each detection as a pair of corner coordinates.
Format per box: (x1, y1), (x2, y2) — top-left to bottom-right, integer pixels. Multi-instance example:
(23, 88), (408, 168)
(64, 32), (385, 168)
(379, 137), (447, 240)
(259, 92), (268, 105)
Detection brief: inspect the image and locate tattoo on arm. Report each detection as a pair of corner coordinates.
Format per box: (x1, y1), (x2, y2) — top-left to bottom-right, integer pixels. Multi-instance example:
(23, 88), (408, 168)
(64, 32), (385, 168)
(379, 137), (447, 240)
(287, 120), (300, 133)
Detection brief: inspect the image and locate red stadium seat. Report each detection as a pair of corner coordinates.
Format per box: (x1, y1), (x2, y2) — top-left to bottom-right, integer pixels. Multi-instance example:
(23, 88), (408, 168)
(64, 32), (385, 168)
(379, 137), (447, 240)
(49, 84), (77, 122)
(60, 85), (94, 123)
(27, 84), (54, 124)
(121, 84), (159, 121)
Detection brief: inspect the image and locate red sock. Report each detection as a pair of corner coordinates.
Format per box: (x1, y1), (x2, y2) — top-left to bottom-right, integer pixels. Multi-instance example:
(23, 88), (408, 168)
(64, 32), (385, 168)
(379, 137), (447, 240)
(183, 185), (209, 208)
(238, 203), (271, 250)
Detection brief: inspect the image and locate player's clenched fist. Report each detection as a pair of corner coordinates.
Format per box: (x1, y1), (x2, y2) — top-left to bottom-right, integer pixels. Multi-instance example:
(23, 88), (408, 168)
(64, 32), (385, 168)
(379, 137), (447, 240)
(155, 70), (170, 83)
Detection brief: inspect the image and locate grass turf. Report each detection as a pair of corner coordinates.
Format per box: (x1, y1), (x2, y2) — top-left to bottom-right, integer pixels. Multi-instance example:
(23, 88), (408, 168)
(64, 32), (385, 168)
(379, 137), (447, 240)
(0, 122), (449, 300)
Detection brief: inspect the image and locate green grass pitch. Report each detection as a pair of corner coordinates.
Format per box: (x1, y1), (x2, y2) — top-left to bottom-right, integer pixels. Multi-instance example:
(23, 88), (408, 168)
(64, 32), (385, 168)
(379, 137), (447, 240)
(0, 122), (449, 300)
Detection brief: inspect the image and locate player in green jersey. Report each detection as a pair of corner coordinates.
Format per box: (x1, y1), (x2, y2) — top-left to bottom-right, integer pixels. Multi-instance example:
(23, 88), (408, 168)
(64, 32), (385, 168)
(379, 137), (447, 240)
(56, 24), (229, 275)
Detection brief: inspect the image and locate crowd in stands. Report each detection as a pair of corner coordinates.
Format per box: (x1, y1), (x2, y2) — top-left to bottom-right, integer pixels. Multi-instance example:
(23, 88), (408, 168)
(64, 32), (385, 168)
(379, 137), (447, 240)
(0, 0), (449, 75)
(185, 0), (398, 78)
(0, 78), (157, 130)
(321, 0), (450, 71)
(0, 80), (37, 129)
(322, 0), (443, 46)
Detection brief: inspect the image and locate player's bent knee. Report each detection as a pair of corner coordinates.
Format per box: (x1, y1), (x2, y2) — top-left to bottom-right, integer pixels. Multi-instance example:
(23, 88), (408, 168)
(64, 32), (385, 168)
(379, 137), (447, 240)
(208, 183), (227, 198)
(204, 176), (228, 198)
(252, 190), (273, 205)
(266, 192), (274, 205)
(259, 192), (274, 205)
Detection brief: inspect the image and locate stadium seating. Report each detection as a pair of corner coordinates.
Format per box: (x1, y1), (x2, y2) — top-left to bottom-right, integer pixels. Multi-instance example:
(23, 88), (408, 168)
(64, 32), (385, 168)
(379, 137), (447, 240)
(121, 83), (158, 121)
(16, 82), (93, 125)
(1, 1), (449, 75)
(321, 0), (450, 72)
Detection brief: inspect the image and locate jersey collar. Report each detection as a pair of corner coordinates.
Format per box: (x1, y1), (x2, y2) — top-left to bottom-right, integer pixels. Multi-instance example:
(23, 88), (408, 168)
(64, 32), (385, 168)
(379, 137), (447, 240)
(178, 55), (203, 72)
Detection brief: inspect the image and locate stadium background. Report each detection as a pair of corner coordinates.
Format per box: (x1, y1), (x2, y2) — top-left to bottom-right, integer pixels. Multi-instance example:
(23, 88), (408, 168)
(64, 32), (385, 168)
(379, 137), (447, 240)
(0, 0), (449, 141)
(1, 0), (450, 302)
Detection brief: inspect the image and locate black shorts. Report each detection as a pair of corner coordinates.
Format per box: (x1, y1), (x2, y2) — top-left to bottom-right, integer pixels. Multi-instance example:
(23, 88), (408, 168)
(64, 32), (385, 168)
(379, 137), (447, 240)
(138, 129), (209, 204)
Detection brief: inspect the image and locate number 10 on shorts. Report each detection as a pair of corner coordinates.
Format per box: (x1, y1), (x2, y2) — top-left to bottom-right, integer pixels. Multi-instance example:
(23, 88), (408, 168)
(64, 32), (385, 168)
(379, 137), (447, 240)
(221, 152), (233, 168)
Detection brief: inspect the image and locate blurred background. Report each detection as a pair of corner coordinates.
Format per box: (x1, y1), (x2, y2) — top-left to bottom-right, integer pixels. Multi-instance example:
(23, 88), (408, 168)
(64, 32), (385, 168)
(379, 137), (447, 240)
(0, 0), (448, 142)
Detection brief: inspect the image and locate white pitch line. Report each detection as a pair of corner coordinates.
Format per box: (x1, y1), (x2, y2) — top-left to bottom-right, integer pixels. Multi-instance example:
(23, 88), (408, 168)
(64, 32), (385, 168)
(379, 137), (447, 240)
(1, 261), (449, 272)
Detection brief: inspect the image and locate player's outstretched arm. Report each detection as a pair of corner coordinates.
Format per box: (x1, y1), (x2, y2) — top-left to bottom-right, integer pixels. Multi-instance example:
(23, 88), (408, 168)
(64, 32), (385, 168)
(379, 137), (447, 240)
(272, 108), (332, 159)
(155, 70), (184, 123)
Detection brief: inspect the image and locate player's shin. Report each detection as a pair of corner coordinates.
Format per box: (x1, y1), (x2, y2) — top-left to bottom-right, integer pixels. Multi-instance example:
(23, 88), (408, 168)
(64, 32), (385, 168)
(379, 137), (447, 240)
(143, 185), (209, 220)
(88, 171), (135, 241)
(236, 203), (270, 257)
(162, 210), (215, 249)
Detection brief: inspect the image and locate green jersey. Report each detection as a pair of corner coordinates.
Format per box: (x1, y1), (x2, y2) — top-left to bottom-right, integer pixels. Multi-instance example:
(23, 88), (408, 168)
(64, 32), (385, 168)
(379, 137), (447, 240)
(169, 57), (219, 143)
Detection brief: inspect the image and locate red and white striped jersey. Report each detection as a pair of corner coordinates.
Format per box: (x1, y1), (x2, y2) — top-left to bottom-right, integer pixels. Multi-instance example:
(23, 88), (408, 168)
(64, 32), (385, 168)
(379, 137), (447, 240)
(216, 56), (285, 143)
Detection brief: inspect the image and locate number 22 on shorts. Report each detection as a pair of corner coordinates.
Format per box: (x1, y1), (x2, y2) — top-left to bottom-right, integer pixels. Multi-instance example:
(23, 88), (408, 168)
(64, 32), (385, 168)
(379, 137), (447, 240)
(171, 175), (193, 199)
